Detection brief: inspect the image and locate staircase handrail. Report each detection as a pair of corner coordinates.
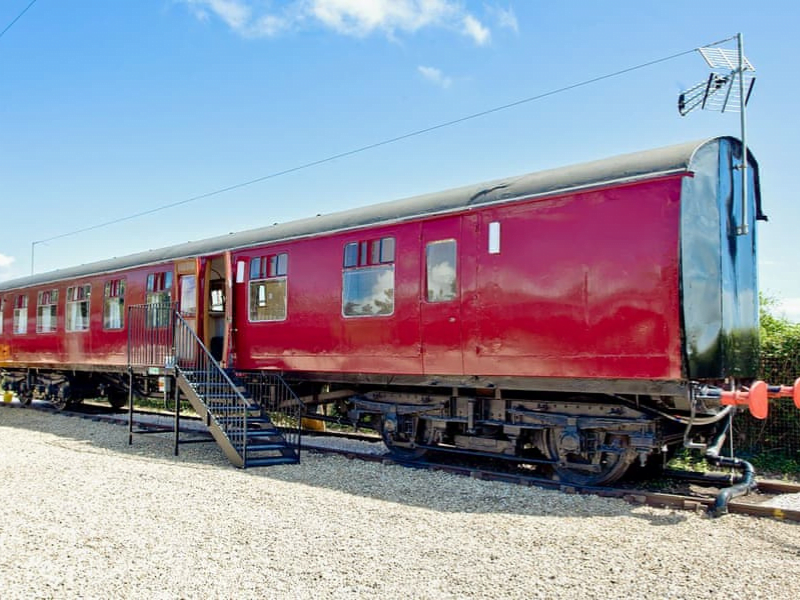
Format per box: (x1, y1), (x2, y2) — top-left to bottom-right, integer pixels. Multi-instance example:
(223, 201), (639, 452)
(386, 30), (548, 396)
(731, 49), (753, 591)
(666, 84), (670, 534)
(174, 312), (245, 403)
(173, 311), (250, 463)
(257, 370), (304, 453)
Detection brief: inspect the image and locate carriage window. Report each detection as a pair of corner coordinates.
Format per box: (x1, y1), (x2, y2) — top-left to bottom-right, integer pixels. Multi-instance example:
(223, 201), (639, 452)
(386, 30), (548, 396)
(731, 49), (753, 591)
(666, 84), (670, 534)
(343, 243), (359, 268)
(343, 237), (394, 268)
(426, 240), (457, 302)
(0, 297), (4, 335)
(13, 294), (27, 334)
(379, 237), (395, 263)
(210, 281), (225, 313)
(66, 285), (91, 332)
(103, 279), (125, 330)
(250, 253), (287, 279)
(249, 253), (288, 322)
(249, 280), (287, 322)
(146, 271), (172, 328)
(146, 271), (172, 305)
(342, 237), (395, 317)
(36, 289), (59, 333)
(249, 257), (261, 280)
(179, 275), (197, 317)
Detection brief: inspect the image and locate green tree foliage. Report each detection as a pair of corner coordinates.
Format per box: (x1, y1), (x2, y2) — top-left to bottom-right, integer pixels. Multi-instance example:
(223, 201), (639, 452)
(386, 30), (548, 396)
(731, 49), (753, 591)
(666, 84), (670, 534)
(759, 293), (800, 382)
(739, 293), (800, 477)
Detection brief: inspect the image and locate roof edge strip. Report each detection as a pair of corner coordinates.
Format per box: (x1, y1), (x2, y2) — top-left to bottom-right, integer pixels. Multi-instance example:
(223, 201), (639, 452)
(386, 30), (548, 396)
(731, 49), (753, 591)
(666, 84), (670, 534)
(0, 138), (719, 291)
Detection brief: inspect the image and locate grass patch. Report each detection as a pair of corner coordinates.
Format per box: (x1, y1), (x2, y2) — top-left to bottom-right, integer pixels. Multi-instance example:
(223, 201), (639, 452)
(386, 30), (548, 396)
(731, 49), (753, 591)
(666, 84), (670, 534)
(668, 448), (800, 482)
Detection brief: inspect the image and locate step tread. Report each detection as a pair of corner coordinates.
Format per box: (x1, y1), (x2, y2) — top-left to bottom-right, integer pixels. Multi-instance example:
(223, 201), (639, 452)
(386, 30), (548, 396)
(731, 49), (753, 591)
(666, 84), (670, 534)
(204, 404), (260, 412)
(188, 381), (247, 388)
(216, 416), (273, 425)
(241, 443), (292, 452)
(245, 429), (282, 437)
(244, 456), (299, 467)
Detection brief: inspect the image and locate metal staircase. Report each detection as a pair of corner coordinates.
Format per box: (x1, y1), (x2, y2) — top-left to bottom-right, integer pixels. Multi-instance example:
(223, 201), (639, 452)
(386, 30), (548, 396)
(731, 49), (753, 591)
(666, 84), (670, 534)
(127, 303), (301, 468)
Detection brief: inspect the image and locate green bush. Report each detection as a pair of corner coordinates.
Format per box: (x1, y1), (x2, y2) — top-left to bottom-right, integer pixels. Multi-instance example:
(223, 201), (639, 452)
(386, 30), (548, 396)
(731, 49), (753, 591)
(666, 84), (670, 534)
(736, 294), (800, 477)
(759, 293), (800, 378)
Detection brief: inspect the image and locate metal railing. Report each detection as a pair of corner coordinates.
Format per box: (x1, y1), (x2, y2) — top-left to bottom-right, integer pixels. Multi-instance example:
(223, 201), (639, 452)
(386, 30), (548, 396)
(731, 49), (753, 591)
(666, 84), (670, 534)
(127, 303), (253, 462)
(238, 370), (303, 453)
(128, 303), (177, 368)
(172, 312), (251, 459)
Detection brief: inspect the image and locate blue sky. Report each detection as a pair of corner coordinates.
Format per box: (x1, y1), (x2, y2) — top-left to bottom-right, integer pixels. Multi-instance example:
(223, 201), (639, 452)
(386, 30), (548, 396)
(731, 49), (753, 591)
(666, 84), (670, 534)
(1, 1), (799, 319)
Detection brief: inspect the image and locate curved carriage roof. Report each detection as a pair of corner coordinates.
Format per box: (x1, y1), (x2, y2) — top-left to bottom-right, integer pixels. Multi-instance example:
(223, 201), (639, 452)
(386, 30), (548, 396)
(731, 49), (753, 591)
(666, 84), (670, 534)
(0, 136), (753, 291)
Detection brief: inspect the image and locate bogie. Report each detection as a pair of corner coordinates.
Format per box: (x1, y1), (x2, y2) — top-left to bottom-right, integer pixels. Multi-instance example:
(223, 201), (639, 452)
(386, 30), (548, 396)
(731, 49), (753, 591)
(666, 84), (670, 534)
(340, 388), (679, 485)
(379, 414), (428, 461)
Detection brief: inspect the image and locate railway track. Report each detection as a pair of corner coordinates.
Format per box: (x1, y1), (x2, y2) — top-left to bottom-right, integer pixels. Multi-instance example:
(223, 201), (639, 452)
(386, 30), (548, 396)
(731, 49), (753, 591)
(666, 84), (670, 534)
(310, 442), (800, 522)
(6, 400), (800, 522)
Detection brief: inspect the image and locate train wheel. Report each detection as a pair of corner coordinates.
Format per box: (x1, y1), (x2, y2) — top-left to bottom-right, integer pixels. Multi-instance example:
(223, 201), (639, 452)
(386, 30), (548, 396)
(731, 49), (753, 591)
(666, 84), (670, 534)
(379, 415), (427, 461)
(51, 384), (71, 412)
(547, 428), (635, 486)
(18, 385), (33, 406)
(108, 390), (128, 410)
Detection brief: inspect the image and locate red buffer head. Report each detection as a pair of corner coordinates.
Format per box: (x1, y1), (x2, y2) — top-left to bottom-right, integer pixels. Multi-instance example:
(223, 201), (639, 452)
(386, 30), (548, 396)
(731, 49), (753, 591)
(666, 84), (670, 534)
(792, 377), (800, 410)
(720, 381), (768, 420)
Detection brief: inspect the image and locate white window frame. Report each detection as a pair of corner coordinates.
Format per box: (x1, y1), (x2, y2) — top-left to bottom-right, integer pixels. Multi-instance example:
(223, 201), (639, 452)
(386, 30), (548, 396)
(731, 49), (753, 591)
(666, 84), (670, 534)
(36, 289), (59, 333)
(146, 271), (172, 329)
(248, 277), (288, 322)
(341, 237), (395, 318)
(66, 284), (91, 332)
(342, 264), (395, 318)
(103, 279), (126, 330)
(13, 294), (28, 335)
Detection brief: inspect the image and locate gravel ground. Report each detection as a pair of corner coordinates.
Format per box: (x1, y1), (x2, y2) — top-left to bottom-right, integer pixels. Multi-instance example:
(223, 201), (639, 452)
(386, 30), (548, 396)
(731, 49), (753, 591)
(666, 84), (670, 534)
(2, 404), (800, 600)
(761, 493), (800, 510)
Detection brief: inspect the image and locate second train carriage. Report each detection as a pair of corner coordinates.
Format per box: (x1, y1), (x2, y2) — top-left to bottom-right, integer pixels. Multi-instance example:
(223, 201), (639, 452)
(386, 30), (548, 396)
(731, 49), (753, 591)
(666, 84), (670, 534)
(1, 136), (795, 484)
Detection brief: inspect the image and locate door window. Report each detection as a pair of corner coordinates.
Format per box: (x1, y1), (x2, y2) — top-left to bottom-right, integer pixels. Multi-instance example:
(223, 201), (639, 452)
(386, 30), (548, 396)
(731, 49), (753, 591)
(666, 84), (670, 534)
(426, 240), (457, 302)
(179, 275), (197, 316)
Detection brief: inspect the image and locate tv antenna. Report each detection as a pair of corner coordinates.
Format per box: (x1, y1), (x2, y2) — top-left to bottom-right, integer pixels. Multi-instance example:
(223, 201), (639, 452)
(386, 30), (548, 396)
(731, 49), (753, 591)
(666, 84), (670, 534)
(678, 33), (755, 235)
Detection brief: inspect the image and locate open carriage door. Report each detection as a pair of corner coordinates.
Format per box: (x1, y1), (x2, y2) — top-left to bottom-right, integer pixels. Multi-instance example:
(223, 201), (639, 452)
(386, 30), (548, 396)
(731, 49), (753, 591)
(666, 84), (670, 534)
(222, 251), (235, 368)
(200, 252), (233, 366)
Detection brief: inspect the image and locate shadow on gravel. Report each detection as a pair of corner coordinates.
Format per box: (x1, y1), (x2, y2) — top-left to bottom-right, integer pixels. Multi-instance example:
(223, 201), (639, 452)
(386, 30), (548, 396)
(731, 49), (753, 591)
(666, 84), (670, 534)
(1, 403), (691, 525)
(0, 402), (227, 468)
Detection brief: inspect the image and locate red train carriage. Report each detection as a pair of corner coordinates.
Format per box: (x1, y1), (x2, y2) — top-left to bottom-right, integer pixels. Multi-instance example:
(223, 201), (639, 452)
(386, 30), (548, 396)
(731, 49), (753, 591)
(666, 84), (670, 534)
(2, 136), (797, 487)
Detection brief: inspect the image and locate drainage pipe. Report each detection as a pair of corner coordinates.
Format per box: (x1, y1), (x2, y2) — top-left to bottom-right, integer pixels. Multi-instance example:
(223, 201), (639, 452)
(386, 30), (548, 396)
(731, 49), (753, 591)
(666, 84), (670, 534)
(703, 420), (756, 518)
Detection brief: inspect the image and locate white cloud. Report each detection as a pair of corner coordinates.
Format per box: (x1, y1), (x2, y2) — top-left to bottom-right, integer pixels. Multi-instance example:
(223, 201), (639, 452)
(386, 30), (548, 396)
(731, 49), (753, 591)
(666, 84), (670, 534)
(250, 13), (291, 37)
(488, 5), (518, 33)
(310, 0), (455, 36)
(185, 0), (251, 29)
(181, 0), (494, 44)
(418, 65), (452, 88)
(462, 14), (490, 45)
